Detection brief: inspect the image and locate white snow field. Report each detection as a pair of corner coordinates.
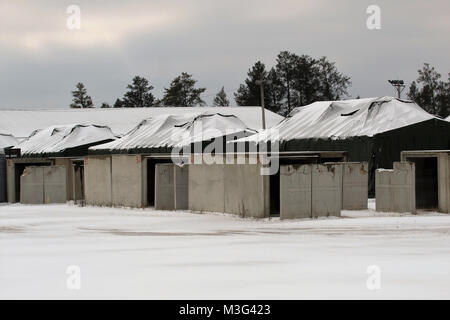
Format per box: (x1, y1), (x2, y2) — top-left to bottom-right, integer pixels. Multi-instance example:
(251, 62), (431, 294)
(1, 202), (449, 299)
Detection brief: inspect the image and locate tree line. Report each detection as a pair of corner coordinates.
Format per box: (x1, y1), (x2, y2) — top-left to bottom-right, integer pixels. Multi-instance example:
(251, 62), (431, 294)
(69, 51), (450, 118)
(70, 72), (209, 109)
(407, 63), (450, 118)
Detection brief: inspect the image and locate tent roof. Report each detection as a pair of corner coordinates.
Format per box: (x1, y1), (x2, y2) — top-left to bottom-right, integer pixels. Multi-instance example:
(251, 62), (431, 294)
(91, 112), (256, 152)
(17, 124), (116, 156)
(240, 96), (441, 143)
(0, 107), (283, 138)
(0, 133), (18, 149)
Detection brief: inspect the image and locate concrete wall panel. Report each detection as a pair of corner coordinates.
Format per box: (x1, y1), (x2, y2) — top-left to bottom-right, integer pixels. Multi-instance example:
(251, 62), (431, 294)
(224, 164), (269, 218)
(280, 164), (312, 219)
(0, 154), (6, 203)
(375, 169), (392, 212)
(376, 162), (416, 213)
(188, 164), (269, 218)
(342, 162), (368, 210)
(174, 165), (189, 210)
(189, 164), (224, 213)
(111, 155), (144, 208)
(312, 164), (342, 217)
(43, 166), (67, 204)
(155, 164), (175, 210)
(84, 156), (112, 206)
(6, 159), (14, 202)
(20, 166), (44, 204)
(54, 158), (73, 201)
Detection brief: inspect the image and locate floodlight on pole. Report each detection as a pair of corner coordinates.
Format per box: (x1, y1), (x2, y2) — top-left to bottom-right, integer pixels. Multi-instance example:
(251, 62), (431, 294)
(388, 79), (405, 99)
(256, 79), (272, 130)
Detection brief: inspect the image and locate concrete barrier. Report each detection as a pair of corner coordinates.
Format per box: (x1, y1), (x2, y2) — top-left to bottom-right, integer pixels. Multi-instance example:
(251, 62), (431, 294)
(224, 164), (269, 218)
(20, 166), (44, 204)
(155, 164), (175, 210)
(189, 164), (225, 213)
(0, 153), (6, 203)
(154, 164), (189, 211)
(111, 155), (145, 208)
(43, 166), (67, 203)
(85, 155), (146, 208)
(174, 165), (189, 210)
(312, 164), (343, 217)
(20, 165), (67, 204)
(376, 162), (416, 213)
(54, 158), (73, 201)
(280, 164), (312, 219)
(84, 156), (112, 206)
(342, 162), (368, 210)
(189, 164), (270, 218)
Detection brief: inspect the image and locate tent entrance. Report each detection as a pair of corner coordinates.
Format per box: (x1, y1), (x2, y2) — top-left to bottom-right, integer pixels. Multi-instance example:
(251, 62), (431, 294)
(407, 157), (438, 210)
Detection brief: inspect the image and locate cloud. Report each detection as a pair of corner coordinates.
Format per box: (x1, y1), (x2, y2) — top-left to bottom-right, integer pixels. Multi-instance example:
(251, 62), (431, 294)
(0, 1), (184, 52)
(0, 0), (449, 108)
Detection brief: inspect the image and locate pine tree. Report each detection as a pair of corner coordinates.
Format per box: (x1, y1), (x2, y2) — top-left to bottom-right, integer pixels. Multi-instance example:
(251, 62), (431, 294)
(162, 72), (206, 106)
(407, 63), (450, 118)
(234, 61), (274, 111)
(291, 54), (320, 107)
(274, 51), (298, 114)
(315, 56), (351, 101)
(70, 82), (94, 108)
(236, 52), (351, 115)
(100, 102), (111, 108)
(113, 98), (124, 108)
(123, 76), (155, 108)
(212, 87), (230, 106)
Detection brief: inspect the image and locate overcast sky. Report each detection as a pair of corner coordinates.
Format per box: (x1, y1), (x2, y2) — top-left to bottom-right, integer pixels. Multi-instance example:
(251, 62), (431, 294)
(0, 0), (449, 108)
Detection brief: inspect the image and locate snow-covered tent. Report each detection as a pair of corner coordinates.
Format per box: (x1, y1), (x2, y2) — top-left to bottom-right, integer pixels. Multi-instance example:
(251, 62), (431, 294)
(85, 113), (258, 208)
(238, 97), (450, 195)
(17, 124), (116, 157)
(90, 113), (256, 154)
(0, 107), (283, 139)
(0, 133), (18, 149)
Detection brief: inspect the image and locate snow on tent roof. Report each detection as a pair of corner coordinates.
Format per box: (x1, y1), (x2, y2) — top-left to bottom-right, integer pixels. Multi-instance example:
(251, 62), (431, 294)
(91, 113), (256, 152)
(0, 133), (18, 148)
(240, 96), (439, 142)
(0, 107), (284, 138)
(17, 124), (116, 156)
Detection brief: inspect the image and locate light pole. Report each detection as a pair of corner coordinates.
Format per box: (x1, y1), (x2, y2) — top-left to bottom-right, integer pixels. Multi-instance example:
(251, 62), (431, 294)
(255, 79), (272, 130)
(388, 80), (405, 99)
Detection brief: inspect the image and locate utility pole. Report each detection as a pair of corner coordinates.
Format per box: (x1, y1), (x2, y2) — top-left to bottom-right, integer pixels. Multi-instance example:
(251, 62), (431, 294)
(388, 80), (405, 99)
(255, 79), (272, 130)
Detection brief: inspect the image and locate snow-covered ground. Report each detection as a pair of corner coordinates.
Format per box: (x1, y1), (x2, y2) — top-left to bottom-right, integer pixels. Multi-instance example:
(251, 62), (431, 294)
(1, 201), (449, 299)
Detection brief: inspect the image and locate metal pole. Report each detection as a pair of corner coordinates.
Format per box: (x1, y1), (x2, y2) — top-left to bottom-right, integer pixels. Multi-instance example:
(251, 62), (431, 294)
(260, 83), (266, 130)
(256, 79), (271, 130)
